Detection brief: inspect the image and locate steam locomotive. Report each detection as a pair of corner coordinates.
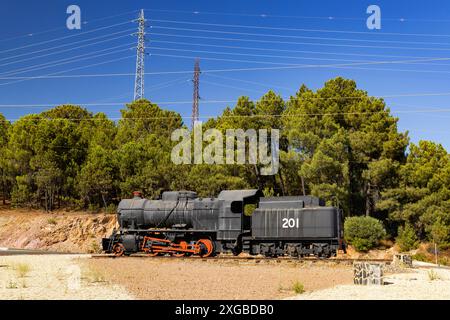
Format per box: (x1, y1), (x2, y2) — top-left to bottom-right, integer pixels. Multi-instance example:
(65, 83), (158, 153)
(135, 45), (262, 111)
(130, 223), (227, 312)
(102, 190), (346, 258)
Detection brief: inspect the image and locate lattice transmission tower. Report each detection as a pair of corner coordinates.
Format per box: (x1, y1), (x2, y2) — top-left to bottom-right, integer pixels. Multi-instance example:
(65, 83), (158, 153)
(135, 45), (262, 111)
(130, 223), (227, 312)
(192, 59), (201, 128)
(134, 9), (146, 101)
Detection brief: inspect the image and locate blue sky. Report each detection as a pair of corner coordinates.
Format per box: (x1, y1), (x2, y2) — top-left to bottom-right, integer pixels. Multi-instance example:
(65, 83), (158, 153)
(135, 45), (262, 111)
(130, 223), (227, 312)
(2, 1), (450, 148)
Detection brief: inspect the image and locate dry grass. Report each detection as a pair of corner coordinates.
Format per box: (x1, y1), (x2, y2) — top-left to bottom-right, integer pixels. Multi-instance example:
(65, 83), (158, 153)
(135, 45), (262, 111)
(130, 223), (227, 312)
(13, 263), (31, 278)
(428, 269), (441, 281)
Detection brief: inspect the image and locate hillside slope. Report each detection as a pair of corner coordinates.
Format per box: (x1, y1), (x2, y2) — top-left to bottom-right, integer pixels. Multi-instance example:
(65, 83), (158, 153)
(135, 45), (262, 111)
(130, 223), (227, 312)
(0, 208), (116, 253)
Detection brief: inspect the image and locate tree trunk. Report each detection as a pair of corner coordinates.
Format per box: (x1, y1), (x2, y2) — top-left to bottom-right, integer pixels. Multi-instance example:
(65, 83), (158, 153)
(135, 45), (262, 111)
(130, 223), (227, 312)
(278, 171), (285, 196)
(300, 176), (306, 196)
(101, 192), (107, 211)
(365, 182), (371, 217)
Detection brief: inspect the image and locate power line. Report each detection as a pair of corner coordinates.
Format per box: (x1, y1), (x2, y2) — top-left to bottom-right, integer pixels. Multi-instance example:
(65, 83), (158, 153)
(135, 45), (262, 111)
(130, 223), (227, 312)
(0, 44), (135, 77)
(150, 39), (448, 61)
(150, 18), (450, 38)
(0, 10), (139, 43)
(151, 23), (450, 47)
(8, 89), (450, 108)
(149, 46), (450, 67)
(0, 56), (450, 80)
(203, 73), (295, 91)
(6, 107), (450, 123)
(0, 20), (133, 56)
(150, 46), (367, 63)
(0, 28), (135, 66)
(145, 8), (450, 25)
(93, 77), (191, 104)
(202, 79), (266, 94)
(0, 55), (135, 87)
(2, 55), (450, 82)
(151, 53), (306, 66)
(149, 31), (450, 52)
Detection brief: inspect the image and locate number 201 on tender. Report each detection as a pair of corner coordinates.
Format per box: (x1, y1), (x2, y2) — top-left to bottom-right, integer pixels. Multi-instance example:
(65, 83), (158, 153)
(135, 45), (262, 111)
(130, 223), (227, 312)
(282, 218), (300, 229)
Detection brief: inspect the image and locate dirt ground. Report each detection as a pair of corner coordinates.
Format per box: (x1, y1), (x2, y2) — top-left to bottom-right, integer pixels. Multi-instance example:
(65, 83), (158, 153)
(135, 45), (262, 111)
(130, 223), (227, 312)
(0, 254), (132, 300)
(290, 262), (450, 300)
(83, 258), (354, 300)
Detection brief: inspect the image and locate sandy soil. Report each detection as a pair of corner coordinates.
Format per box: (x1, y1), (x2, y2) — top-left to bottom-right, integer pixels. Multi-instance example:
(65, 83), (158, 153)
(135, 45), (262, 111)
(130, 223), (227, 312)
(0, 254), (132, 300)
(289, 265), (450, 300)
(84, 258), (354, 300)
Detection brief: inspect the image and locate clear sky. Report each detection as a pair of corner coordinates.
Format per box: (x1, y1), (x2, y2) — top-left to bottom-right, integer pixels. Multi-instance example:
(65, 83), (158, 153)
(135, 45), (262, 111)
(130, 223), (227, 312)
(2, 0), (450, 149)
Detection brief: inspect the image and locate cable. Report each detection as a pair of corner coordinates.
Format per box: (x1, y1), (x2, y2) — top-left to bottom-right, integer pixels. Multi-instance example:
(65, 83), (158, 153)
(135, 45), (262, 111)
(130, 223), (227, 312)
(151, 23), (450, 47)
(3, 55), (450, 82)
(149, 31), (450, 52)
(151, 13), (450, 37)
(0, 43), (135, 77)
(0, 28), (135, 65)
(0, 20), (133, 55)
(9, 89), (450, 108)
(92, 77), (191, 103)
(202, 79), (266, 94)
(5, 107), (450, 123)
(150, 46), (450, 67)
(204, 73), (295, 91)
(150, 39), (447, 60)
(150, 46), (368, 63)
(145, 8), (450, 25)
(0, 55), (135, 87)
(151, 53), (305, 66)
(0, 10), (139, 43)
(150, 53), (450, 70)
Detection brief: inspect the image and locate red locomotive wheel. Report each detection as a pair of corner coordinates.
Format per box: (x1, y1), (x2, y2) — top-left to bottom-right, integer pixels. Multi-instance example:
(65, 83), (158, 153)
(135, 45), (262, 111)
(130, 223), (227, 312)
(112, 243), (125, 257)
(172, 241), (188, 257)
(147, 252), (160, 257)
(196, 239), (214, 257)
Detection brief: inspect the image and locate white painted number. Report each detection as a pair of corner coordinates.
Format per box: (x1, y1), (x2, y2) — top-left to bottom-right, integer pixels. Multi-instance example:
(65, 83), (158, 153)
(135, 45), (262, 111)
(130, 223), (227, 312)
(282, 218), (299, 229)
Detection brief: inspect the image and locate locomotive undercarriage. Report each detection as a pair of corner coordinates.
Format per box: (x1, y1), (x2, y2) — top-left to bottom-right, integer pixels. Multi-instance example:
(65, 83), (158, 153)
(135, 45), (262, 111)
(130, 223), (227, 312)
(104, 229), (340, 258)
(103, 229), (218, 257)
(247, 240), (339, 258)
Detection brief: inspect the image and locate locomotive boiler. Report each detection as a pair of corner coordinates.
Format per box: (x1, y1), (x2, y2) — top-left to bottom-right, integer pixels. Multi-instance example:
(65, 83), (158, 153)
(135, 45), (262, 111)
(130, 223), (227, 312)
(102, 189), (346, 258)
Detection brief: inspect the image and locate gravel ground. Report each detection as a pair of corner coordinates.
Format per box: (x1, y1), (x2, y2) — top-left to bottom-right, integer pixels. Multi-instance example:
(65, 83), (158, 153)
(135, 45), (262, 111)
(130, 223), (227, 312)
(0, 255), (132, 300)
(289, 266), (450, 300)
(84, 258), (354, 300)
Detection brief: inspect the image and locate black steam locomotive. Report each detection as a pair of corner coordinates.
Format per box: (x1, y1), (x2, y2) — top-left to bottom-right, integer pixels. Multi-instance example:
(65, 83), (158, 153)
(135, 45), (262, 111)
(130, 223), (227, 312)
(102, 190), (346, 258)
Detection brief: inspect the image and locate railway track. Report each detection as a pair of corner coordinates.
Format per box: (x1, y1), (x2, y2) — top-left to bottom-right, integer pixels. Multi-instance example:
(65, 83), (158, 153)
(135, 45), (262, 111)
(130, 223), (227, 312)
(90, 253), (392, 265)
(0, 247), (79, 256)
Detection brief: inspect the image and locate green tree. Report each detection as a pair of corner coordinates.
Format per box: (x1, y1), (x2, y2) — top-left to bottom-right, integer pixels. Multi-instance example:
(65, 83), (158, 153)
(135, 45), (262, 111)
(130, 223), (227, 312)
(77, 145), (115, 209)
(284, 77), (408, 215)
(378, 141), (450, 241)
(114, 99), (184, 198)
(0, 114), (11, 204)
(344, 216), (387, 251)
(396, 223), (419, 252)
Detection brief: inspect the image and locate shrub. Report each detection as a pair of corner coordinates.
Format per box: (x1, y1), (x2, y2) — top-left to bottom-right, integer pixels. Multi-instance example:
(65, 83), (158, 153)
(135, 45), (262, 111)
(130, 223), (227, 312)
(412, 252), (428, 262)
(47, 217), (57, 225)
(430, 221), (450, 250)
(106, 204), (117, 214)
(396, 224), (419, 252)
(344, 216), (386, 252)
(292, 281), (304, 294)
